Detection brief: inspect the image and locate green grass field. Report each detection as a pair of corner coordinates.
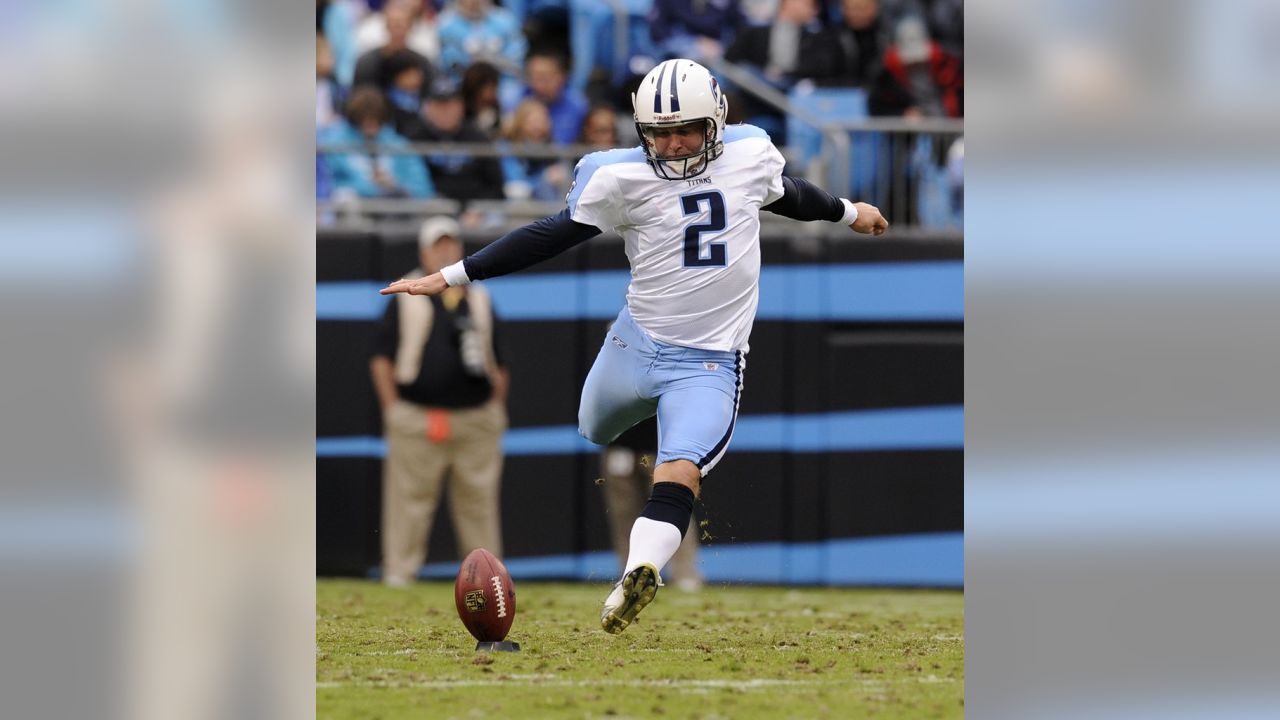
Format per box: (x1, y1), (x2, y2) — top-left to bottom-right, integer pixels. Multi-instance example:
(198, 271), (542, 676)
(318, 578), (964, 719)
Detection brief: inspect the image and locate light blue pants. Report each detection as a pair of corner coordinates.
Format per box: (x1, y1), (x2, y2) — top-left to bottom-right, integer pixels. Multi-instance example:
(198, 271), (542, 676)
(578, 308), (744, 477)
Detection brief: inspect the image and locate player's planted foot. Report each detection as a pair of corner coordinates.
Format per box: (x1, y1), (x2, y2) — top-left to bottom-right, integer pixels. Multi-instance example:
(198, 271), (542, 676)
(600, 563), (661, 634)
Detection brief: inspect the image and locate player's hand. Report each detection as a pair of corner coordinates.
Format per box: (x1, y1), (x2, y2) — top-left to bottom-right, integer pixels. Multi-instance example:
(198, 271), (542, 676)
(850, 202), (889, 236)
(380, 272), (448, 296)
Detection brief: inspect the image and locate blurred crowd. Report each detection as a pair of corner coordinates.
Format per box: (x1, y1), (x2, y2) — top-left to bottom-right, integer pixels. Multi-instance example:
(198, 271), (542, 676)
(316, 0), (962, 208)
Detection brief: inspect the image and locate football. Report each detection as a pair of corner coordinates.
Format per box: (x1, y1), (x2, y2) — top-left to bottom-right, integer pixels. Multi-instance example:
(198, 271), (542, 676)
(454, 548), (516, 642)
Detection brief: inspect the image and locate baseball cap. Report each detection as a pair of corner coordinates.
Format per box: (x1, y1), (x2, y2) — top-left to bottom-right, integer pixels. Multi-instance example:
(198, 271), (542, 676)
(418, 216), (462, 249)
(425, 75), (462, 101)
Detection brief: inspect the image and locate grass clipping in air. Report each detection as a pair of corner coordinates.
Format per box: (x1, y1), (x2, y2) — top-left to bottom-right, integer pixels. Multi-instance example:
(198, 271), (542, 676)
(318, 578), (963, 719)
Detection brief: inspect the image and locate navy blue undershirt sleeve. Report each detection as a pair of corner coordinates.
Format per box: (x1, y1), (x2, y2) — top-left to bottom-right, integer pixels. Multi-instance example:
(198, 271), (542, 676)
(762, 175), (845, 222)
(461, 208), (603, 282)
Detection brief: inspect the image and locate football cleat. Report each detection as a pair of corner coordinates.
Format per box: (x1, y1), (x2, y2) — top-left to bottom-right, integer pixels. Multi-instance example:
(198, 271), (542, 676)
(600, 563), (662, 635)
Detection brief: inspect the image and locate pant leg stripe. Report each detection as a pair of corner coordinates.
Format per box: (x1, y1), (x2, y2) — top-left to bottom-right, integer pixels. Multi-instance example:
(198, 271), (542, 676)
(696, 351), (744, 476)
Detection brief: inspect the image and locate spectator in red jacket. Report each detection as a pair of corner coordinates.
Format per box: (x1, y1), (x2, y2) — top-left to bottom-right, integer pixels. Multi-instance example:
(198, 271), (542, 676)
(874, 15), (962, 117)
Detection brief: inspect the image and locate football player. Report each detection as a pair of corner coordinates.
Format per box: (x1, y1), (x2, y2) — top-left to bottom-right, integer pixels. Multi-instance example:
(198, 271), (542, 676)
(382, 59), (888, 634)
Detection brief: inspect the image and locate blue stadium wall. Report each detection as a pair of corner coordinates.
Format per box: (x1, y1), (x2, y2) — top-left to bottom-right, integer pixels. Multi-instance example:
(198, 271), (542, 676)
(316, 229), (963, 587)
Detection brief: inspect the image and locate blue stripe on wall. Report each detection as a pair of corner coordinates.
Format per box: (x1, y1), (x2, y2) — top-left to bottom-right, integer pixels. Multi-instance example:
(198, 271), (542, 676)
(316, 405), (962, 458)
(759, 262), (963, 321)
(318, 262), (962, 322)
(373, 532), (963, 587)
(732, 406), (963, 452)
(316, 282), (391, 320)
(315, 436), (388, 457)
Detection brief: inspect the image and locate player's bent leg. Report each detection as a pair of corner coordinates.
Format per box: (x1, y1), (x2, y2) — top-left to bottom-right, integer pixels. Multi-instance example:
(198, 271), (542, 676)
(578, 326), (657, 445)
(579, 392), (653, 446)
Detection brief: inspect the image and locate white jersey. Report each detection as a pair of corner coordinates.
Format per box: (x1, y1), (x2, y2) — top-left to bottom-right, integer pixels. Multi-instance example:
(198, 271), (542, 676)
(567, 124), (785, 353)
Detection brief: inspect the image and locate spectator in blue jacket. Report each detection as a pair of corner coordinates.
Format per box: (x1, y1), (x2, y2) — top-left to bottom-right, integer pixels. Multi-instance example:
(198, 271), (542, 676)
(522, 50), (589, 146)
(318, 86), (434, 199)
(437, 0), (527, 78)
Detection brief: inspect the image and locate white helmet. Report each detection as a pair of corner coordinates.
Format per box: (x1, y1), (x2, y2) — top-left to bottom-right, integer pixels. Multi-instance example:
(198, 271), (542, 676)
(631, 59), (728, 180)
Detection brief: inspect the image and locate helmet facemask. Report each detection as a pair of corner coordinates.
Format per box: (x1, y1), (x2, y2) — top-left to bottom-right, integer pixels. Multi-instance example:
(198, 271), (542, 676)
(635, 118), (724, 180)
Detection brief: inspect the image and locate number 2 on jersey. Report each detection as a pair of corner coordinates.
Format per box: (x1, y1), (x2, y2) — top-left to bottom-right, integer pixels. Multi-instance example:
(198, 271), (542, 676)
(680, 191), (727, 268)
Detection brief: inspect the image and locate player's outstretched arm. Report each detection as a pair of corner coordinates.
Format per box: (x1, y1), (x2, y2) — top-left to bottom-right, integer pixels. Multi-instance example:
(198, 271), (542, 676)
(380, 208), (602, 296)
(763, 175), (889, 236)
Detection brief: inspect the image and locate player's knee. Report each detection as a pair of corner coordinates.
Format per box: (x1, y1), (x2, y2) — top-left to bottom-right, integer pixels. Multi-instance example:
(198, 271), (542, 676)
(654, 460), (701, 496)
(577, 408), (599, 443)
(577, 419), (615, 446)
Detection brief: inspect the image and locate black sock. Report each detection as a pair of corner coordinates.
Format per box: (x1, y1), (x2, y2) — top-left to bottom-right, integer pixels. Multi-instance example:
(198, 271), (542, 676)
(639, 482), (695, 539)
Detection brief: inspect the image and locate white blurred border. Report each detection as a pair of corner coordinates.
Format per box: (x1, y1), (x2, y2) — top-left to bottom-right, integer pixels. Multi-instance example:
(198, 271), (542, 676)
(968, 0), (1280, 717)
(0, 2), (315, 718)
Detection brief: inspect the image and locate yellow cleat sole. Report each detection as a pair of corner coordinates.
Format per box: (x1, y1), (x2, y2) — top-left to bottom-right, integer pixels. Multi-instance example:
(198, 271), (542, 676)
(601, 564), (659, 635)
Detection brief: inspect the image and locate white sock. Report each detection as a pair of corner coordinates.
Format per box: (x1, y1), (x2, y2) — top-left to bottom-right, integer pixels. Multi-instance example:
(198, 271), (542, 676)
(623, 517), (683, 577)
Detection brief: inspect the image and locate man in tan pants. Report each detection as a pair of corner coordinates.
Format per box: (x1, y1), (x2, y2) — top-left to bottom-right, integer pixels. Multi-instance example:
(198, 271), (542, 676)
(370, 217), (509, 587)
